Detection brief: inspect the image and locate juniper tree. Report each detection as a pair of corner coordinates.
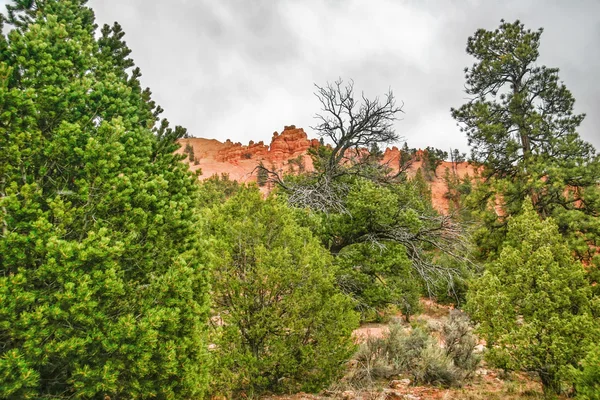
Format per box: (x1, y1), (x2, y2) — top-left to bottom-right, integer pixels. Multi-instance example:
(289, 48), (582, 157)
(570, 344), (600, 399)
(0, 1), (210, 398)
(422, 147), (448, 180)
(466, 200), (597, 396)
(206, 187), (358, 396)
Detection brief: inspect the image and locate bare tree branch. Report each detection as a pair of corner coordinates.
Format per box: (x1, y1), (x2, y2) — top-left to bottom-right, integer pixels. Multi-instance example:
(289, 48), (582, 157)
(259, 79), (406, 213)
(311, 78), (404, 174)
(255, 79), (472, 295)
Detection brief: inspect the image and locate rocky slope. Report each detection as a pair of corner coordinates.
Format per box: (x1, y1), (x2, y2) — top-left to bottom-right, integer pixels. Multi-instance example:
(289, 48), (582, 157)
(177, 125), (477, 213)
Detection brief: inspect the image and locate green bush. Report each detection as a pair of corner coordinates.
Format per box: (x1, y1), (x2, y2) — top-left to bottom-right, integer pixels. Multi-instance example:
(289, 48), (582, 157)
(466, 200), (597, 395)
(571, 344), (600, 400)
(206, 187), (359, 397)
(336, 242), (421, 321)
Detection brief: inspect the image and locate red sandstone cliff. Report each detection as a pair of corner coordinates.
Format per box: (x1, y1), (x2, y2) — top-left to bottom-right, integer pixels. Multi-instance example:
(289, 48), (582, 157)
(177, 125), (477, 213)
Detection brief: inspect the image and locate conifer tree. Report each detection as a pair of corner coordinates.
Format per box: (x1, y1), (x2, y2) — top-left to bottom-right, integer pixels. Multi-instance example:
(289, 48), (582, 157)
(466, 200), (597, 395)
(0, 1), (210, 398)
(256, 161), (269, 187)
(206, 187), (358, 396)
(452, 20), (600, 261)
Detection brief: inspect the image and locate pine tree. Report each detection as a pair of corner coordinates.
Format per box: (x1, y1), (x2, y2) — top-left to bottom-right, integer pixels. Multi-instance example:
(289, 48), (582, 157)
(451, 20), (600, 261)
(0, 1), (210, 398)
(466, 200), (597, 395)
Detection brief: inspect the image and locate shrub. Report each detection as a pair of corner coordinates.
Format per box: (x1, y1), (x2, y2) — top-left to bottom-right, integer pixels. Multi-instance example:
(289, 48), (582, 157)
(349, 319), (474, 388)
(386, 324), (429, 372)
(198, 173), (242, 206)
(206, 187), (359, 397)
(571, 344), (600, 400)
(443, 310), (480, 377)
(352, 323), (429, 385)
(466, 200), (597, 395)
(353, 335), (396, 384)
(335, 242), (422, 322)
(413, 345), (460, 387)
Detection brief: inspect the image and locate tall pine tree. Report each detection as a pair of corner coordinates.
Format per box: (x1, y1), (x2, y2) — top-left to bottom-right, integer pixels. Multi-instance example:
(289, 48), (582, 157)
(0, 1), (210, 398)
(452, 20), (600, 262)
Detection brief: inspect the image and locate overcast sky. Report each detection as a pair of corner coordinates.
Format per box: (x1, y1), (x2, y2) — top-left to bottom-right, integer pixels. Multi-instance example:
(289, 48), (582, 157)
(9, 1), (600, 152)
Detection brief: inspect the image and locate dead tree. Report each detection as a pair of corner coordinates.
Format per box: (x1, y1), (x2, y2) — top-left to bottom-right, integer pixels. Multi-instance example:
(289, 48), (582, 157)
(259, 78), (405, 212)
(257, 79), (472, 298)
(312, 79), (403, 174)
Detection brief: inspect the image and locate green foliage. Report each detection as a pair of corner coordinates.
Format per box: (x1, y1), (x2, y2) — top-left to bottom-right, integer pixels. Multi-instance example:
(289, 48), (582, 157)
(206, 187), (359, 396)
(422, 147), (448, 180)
(0, 1), (210, 398)
(570, 344), (600, 400)
(398, 143), (415, 174)
(288, 155), (306, 173)
(466, 200), (597, 395)
(411, 168), (433, 206)
(315, 177), (460, 318)
(452, 19), (600, 261)
(283, 157), (468, 319)
(197, 173), (242, 207)
(428, 253), (472, 306)
(322, 178), (431, 253)
(450, 149), (466, 164)
(336, 242), (422, 321)
(184, 142), (196, 163)
(272, 81), (471, 319)
(443, 168), (473, 217)
(307, 140), (334, 173)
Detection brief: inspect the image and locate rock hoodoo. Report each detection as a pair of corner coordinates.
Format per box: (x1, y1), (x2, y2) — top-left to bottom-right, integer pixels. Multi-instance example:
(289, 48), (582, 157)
(177, 126), (475, 213)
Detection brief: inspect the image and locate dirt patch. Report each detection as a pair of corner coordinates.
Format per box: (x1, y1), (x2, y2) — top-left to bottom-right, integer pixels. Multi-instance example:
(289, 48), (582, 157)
(352, 323), (391, 342)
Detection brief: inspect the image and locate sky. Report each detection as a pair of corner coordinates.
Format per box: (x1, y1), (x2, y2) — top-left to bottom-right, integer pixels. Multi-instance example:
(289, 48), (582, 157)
(5, 0), (600, 153)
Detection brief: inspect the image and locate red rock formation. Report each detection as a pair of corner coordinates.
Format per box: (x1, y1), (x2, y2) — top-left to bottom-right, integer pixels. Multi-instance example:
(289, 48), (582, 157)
(216, 140), (269, 162)
(269, 125), (313, 161)
(176, 126), (477, 213)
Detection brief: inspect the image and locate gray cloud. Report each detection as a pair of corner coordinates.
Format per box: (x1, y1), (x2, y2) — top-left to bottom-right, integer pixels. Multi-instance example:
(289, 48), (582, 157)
(9, 0), (600, 152)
